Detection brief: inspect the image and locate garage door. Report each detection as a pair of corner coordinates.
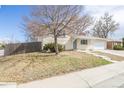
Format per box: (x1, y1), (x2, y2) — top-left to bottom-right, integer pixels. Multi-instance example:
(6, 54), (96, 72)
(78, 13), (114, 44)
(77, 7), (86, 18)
(93, 42), (105, 50)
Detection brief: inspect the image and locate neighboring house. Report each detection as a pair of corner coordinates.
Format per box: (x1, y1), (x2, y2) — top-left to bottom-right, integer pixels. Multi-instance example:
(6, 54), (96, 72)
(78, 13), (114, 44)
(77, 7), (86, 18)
(36, 35), (109, 50)
(107, 40), (122, 50)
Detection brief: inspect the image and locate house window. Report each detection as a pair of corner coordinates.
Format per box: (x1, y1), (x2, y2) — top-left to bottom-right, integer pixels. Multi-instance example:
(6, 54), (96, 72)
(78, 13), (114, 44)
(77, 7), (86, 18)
(81, 40), (88, 45)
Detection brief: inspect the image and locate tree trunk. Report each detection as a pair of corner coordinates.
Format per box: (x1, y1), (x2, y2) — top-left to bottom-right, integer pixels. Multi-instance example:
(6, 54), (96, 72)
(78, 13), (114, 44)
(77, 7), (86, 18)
(54, 30), (59, 55)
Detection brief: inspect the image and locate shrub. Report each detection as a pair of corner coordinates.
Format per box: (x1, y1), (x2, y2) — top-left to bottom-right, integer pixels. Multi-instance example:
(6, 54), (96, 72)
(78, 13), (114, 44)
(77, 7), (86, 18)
(43, 43), (64, 52)
(0, 44), (5, 50)
(113, 45), (124, 50)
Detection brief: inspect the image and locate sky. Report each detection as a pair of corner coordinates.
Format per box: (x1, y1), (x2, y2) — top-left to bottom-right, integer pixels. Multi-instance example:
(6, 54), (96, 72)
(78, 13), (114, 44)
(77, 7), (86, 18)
(0, 5), (30, 42)
(84, 6), (124, 40)
(0, 5), (124, 42)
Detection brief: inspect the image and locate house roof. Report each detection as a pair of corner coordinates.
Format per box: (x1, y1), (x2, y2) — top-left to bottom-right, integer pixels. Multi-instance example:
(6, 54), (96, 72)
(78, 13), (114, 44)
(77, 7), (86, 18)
(73, 36), (111, 41)
(40, 35), (117, 45)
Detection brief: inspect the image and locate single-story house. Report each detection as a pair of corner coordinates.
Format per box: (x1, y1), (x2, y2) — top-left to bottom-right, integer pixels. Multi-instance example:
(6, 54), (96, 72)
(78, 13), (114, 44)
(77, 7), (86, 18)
(36, 35), (109, 50)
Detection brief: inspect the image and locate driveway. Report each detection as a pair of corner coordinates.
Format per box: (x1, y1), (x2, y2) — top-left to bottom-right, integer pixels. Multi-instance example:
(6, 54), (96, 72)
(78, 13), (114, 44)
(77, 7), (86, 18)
(98, 50), (124, 57)
(0, 50), (4, 56)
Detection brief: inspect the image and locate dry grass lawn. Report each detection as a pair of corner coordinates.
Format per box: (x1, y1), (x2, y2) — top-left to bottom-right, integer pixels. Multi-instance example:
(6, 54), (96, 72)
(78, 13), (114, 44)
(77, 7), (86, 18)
(0, 51), (111, 84)
(93, 51), (124, 61)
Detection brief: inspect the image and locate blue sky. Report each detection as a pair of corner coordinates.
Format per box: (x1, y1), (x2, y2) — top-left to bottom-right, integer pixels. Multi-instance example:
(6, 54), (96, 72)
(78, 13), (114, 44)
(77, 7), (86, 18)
(0, 5), (124, 42)
(0, 5), (30, 42)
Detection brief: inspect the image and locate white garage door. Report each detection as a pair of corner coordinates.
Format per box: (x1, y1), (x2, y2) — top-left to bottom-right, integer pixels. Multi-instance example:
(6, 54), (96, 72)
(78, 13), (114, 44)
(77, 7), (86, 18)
(93, 42), (105, 50)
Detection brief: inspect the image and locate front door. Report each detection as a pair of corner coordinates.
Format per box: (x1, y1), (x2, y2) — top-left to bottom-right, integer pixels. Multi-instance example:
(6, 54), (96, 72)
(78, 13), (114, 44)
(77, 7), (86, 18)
(73, 39), (77, 49)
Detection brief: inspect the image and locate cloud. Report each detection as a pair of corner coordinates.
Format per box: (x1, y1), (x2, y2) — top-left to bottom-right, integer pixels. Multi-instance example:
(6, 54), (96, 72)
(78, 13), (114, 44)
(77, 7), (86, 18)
(85, 6), (124, 40)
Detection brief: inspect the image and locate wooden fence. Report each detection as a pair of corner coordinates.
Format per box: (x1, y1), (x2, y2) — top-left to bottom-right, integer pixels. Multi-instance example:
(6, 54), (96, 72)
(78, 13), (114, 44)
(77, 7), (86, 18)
(4, 42), (42, 56)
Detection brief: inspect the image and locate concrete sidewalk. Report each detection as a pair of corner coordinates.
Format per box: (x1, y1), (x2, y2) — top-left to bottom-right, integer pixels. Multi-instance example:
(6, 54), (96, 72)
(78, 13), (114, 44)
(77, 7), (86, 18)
(93, 73), (124, 88)
(18, 62), (124, 88)
(0, 82), (16, 88)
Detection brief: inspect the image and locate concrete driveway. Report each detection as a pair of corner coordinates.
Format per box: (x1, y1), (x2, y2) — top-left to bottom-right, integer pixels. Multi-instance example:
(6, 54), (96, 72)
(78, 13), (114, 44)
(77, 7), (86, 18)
(98, 50), (124, 57)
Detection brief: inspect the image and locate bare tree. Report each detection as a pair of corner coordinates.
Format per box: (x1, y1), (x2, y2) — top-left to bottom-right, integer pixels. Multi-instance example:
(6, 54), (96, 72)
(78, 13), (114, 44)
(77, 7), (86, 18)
(69, 15), (93, 35)
(23, 6), (92, 54)
(93, 13), (119, 38)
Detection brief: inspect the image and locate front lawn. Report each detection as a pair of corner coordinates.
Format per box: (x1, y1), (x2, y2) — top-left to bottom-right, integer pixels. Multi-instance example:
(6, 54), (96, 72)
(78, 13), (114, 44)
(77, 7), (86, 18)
(0, 51), (111, 84)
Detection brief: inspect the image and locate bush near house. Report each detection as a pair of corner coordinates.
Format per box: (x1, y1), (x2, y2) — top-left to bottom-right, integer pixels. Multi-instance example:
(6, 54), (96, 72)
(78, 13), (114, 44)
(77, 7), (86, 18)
(43, 43), (64, 52)
(113, 45), (124, 50)
(0, 44), (5, 50)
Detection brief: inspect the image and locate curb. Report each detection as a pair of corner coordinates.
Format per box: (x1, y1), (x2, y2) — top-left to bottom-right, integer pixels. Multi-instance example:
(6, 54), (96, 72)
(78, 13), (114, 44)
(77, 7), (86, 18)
(0, 82), (17, 88)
